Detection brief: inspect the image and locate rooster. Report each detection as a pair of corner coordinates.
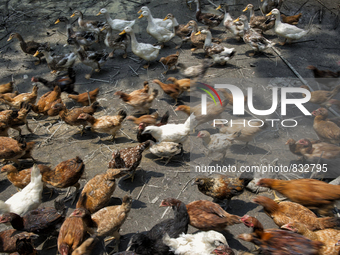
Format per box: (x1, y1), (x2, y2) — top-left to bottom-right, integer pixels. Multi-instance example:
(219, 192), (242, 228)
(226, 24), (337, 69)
(193, 172), (253, 209)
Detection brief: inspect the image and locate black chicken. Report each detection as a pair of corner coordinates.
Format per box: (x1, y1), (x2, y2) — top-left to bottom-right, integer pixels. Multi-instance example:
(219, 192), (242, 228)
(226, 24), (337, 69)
(31, 68), (78, 94)
(0, 199), (65, 233)
(127, 198), (189, 255)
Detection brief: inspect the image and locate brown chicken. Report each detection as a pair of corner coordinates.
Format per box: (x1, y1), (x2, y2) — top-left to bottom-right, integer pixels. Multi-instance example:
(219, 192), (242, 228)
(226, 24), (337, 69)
(0, 81), (14, 94)
(126, 112), (158, 126)
(159, 51), (180, 74)
(137, 111), (169, 143)
(0, 229), (37, 253)
(31, 85), (61, 116)
(253, 195), (340, 231)
(71, 235), (98, 255)
(114, 89), (158, 114)
(0, 103), (32, 136)
(76, 167), (129, 213)
(166, 77), (191, 94)
(281, 13), (302, 25)
(0, 137), (35, 166)
(312, 107), (340, 144)
(0, 110), (19, 136)
(183, 200), (241, 231)
(77, 109), (126, 140)
(0, 199), (65, 233)
(91, 195), (133, 252)
(42, 157), (85, 203)
(307, 65), (340, 89)
(301, 85), (340, 105)
(286, 138), (323, 160)
(0, 85), (38, 109)
(68, 88), (99, 106)
(297, 138), (340, 160)
(175, 99), (229, 130)
(282, 222), (340, 255)
(239, 215), (323, 255)
(52, 102), (99, 134)
(153, 79), (181, 105)
(1, 164), (52, 189)
(193, 172), (253, 209)
(257, 178), (340, 216)
(10, 102), (33, 135)
(108, 140), (151, 181)
(323, 98), (340, 110)
(3, 91), (19, 99)
(58, 208), (95, 255)
(129, 81), (149, 97)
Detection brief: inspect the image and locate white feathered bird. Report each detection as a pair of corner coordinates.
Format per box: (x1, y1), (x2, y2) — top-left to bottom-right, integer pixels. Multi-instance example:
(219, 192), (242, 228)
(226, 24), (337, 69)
(0, 164), (43, 216)
(142, 114), (194, 143)
(163, 230), (229, 255)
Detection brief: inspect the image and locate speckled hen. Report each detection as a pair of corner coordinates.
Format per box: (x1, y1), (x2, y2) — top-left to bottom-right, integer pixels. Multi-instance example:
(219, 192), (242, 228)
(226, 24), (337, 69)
(108, 140), (151, 181)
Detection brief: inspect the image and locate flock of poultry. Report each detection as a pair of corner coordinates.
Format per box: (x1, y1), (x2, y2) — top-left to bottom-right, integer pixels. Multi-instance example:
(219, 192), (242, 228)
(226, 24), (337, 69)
(0, 0), (340, 254)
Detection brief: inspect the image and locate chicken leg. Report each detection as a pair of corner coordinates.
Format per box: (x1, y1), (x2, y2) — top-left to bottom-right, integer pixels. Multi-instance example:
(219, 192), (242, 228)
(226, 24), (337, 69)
(272, 190), (287, 203)
(106, 231), (121, 254)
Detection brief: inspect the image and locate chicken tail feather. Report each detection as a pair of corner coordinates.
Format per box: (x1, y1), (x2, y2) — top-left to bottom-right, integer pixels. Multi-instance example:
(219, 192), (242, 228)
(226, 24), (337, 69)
(319, 216), (340, 230)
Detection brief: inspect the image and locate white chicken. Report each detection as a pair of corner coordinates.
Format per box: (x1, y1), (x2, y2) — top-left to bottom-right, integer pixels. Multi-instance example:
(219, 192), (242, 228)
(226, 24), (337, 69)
(0, 164), (43, 216)
(149, 141), (182, 164)
(163, 230), (229, 255)
(142, 114), (194, 143)
(197, 131), (235, 161)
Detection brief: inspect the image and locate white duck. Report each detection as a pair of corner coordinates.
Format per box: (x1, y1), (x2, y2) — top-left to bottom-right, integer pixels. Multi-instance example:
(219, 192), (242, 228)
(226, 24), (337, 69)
(196, 29), (236, 65)
(97, 8), (135, 31)
(119, 23), (161, 69)
(139, 10), (175, 47)
(267, 8), (309, 45)
(217, 4), (244, 40)
(138, 6), (172, 30)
